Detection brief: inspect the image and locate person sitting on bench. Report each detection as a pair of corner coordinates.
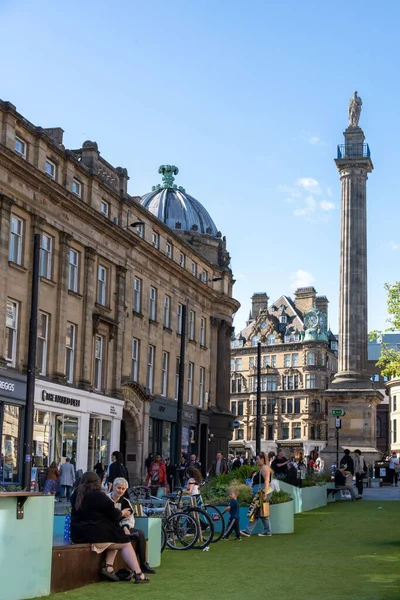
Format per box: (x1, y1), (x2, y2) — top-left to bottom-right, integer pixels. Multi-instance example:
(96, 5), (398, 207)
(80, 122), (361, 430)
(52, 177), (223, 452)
(70, 471), (150, 584)
(334, 464), (357, 500)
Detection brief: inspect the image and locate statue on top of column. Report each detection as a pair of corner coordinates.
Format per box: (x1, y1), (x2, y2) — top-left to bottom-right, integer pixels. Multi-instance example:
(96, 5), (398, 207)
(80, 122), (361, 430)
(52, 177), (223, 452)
(348, 91), (362, 127)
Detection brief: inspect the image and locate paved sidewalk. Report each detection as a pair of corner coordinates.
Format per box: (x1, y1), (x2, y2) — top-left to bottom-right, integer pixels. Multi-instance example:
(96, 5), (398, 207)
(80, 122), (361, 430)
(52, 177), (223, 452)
(362, 484), (400, 501)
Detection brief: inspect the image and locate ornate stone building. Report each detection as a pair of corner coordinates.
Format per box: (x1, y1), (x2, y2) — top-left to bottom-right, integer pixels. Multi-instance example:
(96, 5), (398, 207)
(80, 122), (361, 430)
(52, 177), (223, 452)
(0, 100), (239, 486)
(229, 288), (338, 459)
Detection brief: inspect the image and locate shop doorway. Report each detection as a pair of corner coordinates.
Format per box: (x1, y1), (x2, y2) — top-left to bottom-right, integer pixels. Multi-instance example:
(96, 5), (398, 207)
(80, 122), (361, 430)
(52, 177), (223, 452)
(54, 414), (78, 466)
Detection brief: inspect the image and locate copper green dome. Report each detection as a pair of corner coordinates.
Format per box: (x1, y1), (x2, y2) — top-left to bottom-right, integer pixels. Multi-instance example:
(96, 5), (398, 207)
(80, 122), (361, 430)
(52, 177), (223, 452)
(140, 165), (218, 236)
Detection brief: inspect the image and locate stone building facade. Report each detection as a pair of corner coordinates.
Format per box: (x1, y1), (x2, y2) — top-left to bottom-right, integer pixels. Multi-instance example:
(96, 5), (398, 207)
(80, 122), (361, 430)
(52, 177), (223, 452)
(229, 288), (338, 459)
(0, 100), (239, 486)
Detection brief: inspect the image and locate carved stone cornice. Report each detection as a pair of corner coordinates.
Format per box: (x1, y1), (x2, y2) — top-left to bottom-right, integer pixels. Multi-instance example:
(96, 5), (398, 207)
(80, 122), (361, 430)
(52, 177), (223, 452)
(0, 194), (14, 212)
(59, 231), (73, 246)
(92, 311), (118, 336)
(85, 246), (97, 261)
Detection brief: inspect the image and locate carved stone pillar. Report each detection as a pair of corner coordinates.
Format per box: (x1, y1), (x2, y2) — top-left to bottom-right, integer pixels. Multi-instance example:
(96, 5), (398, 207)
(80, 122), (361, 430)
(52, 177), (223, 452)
(79, 247), (96, 389)
(53, 232), (73, 382)
(0, 195), (14, 366)
(111, 265), (127, 394)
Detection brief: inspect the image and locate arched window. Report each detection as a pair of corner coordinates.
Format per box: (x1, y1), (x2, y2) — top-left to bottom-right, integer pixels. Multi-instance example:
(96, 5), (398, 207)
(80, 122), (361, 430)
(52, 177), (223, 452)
(252, 336), (259, 346)
(267, 333), (275, 345)
(311, 400), (321, 413)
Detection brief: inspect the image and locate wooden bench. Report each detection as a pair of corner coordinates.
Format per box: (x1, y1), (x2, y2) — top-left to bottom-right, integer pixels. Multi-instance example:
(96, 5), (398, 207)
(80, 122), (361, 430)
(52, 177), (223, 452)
(51, 535), (140, 593)
(327, 486), (357, 501)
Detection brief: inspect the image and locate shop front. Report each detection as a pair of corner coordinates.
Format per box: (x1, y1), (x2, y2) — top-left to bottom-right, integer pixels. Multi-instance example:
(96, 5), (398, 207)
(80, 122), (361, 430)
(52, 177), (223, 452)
(149, 397), (177, 461)
(34, 381), (124, 472)
(0, 369), (27, 486)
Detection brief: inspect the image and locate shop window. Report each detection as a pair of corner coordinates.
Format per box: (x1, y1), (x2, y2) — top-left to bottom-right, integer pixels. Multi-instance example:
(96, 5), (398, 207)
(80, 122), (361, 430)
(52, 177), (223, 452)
(65, 322), (76, 383)
(161, 351), (169, 397)
(33, 410), (51, 468)
(6, 300), (19, 368)
(132, 338), (140, 382)
(54, 414), (79, 465)
(9, 216), (23, 265)
(68, 249), (79, 293)
(0, 404), (21, 484)
(37, 312), (49, 376)
(187, 362), (194, 404)
(88, 416), (111, 471)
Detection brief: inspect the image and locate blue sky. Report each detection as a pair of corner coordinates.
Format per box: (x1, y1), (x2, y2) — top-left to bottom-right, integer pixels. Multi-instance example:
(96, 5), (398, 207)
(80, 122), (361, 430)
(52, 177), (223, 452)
(2, 0), (400, 333)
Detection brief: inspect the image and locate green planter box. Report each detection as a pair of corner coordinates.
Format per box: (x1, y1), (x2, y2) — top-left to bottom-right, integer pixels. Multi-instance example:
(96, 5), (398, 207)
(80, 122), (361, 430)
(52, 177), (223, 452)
(0, 493), (54, 600)
(217, 501), (294, 535)
(279, 482), (327, 513)
(135, 517), (161, 567)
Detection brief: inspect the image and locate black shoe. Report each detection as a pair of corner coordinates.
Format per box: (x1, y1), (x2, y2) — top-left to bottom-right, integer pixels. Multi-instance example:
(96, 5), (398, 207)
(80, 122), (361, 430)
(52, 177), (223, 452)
(142, 562), (156, 574)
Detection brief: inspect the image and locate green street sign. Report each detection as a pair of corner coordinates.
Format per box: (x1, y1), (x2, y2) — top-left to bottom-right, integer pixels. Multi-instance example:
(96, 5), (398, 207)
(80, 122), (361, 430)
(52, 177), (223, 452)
(332, 409), (345, 417)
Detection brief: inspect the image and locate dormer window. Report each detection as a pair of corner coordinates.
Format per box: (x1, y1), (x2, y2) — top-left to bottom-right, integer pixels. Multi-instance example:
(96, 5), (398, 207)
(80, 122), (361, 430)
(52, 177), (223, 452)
(267, 334), (275, 345)
(251, 336), (259, 347)
(280, 315), (287, 324)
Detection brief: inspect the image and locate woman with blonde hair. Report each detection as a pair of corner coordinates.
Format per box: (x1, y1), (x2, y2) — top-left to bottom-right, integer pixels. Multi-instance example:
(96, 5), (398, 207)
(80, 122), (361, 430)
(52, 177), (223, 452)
(240, 452), (273, 537)
(108, 477), (155, 574)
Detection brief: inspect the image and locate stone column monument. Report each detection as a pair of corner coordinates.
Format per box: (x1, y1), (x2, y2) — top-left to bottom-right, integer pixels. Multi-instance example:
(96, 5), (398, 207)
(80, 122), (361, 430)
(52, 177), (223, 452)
(323, 92), (383, 464)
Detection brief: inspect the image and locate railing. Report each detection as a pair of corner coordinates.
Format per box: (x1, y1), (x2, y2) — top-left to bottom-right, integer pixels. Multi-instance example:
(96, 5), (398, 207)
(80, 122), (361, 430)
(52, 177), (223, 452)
(337, 143), (370, 159)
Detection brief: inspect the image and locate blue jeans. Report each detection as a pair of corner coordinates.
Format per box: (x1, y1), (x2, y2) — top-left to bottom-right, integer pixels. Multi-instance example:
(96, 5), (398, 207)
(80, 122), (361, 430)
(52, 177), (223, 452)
(242, 487), (272, 534)
(60, 485), (72, 501)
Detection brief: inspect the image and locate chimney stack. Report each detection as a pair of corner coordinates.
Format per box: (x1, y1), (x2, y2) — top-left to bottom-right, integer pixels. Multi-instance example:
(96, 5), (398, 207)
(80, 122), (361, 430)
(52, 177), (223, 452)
(251, 293), (269, 319)
(294, 287), (317, 315)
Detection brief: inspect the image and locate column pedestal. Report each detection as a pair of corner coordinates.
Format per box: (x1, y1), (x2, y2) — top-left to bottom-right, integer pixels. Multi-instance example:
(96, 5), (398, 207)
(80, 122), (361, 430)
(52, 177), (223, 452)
(322, 388), (384, 466)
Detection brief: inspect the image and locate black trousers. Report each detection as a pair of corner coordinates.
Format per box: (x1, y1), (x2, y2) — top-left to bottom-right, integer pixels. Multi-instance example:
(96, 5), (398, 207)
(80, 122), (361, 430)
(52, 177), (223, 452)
(128, 528), (147, 566)
(389, 468), (397, 485)
(223, 517), (241, 539)
(355, 473), (363, 496)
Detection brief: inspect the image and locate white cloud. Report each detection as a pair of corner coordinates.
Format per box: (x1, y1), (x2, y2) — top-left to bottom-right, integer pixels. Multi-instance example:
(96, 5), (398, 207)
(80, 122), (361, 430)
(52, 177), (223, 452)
(297, 177), (321, 194)
(320, 200), (335, 211)
(291, 269), (316, 290)
(293, 196), (317, 217)
(389, 241), (400, 251)
(278, 184), (302, 198)
(300, 131), (327, 146)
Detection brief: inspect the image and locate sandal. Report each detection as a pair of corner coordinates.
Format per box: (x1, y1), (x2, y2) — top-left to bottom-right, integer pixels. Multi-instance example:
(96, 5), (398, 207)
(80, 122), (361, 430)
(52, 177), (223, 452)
(133, 571), (150, 584)
(100, 564), (120, 582)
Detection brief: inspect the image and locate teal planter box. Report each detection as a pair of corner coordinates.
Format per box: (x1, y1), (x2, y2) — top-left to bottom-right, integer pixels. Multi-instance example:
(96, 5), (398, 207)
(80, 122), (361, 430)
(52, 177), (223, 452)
(0, 493), (54, 600)
(217, 501), (294, 535)
(54, 514), (66, 535)
(279, 482), (327, 513)
(135, 517), (162, 567)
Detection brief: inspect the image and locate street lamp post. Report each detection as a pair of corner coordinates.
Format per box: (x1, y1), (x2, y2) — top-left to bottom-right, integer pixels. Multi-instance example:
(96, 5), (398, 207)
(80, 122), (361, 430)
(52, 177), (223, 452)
(175, 304), (187, 484)
(22, 233), (40, 490)
(256, 342), (262, 456)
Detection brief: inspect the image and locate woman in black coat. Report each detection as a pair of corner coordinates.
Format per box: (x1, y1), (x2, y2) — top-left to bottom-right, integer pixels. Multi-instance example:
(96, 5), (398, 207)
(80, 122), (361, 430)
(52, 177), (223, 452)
(70, 471), (150, 583)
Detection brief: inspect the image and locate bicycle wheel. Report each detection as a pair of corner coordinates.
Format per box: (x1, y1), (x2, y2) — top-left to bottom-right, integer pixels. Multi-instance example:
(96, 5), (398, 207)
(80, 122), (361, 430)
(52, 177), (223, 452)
(204, 504), (225, 542)
(165, 513), (199, 550)
(183, 506), (214, 549)
(161, 523), (167, 553)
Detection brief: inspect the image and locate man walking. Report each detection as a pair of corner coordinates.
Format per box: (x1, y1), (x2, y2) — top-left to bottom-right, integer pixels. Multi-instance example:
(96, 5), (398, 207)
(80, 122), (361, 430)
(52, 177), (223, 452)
(354, 449), (365, 498)
(388, 452), (399, 487)
(59, 457), (75, 502)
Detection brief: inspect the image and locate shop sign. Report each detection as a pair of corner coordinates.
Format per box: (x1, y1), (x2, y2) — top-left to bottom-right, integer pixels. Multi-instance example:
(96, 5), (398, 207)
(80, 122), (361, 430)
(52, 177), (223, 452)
(0, 377), (26, 400)
(278, 442), (303, 448)
(110, 405), (117, 415)
(42, 390), (81, 407)
(183, 410), (194, 421)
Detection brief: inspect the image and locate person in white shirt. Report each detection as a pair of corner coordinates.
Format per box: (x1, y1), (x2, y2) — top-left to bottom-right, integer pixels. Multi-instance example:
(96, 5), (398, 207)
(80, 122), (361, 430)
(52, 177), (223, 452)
(389, 452), (399, 487)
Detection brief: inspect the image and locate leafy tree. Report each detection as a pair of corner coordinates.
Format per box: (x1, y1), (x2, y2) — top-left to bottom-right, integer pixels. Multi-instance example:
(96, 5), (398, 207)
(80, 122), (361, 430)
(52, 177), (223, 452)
(370, 282), (400, 377)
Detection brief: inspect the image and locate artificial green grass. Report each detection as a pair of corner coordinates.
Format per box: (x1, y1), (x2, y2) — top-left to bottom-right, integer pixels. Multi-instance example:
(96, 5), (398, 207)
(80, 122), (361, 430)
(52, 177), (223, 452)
(36, 501), (400, 600)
